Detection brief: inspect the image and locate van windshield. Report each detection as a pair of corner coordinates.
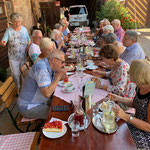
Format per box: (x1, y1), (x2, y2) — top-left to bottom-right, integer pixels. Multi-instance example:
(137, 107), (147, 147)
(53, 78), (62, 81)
(70, 7), (86, 15)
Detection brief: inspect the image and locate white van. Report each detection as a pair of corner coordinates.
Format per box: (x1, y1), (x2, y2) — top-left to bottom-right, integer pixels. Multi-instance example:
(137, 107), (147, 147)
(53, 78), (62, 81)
(69, 5), (89, 27)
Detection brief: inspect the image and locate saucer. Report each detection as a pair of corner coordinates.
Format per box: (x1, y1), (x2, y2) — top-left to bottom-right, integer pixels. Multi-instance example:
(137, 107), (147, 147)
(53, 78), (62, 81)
(58, 81), (72, 87)
(62, 87), (75, 93)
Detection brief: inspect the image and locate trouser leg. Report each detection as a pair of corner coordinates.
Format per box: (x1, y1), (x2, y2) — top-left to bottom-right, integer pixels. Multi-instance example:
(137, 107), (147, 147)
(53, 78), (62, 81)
(9, 59), (25, 93)
(21, 104), (50, 120)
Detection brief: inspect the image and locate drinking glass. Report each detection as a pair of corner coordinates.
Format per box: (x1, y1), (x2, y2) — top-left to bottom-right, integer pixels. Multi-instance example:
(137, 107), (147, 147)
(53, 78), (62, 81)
(92, 104), (99, 116)
(71, 120), (80, 137)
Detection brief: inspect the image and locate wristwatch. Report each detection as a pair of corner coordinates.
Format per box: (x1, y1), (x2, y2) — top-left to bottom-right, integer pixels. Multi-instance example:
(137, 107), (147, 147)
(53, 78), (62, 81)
(128, 115), (133, 122)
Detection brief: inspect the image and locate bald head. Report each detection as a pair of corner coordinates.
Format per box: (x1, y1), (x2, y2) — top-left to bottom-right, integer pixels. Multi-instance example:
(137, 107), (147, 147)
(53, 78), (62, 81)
(32, 30), (43, 45)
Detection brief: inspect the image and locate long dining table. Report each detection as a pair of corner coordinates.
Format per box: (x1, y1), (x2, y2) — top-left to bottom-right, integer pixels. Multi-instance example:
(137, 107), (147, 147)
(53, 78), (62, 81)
(39, 96), (136, 150)
(39, 71), (136, 150)
(39, 27), (136, 150)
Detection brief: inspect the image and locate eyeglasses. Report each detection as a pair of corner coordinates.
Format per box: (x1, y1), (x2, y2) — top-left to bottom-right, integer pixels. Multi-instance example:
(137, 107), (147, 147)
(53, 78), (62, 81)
(55, 57), (65, 64)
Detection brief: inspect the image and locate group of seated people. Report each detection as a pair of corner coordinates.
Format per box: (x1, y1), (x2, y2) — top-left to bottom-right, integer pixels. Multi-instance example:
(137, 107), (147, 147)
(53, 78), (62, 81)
(0, 13), (149, 149)
(28, 17), (71, 64)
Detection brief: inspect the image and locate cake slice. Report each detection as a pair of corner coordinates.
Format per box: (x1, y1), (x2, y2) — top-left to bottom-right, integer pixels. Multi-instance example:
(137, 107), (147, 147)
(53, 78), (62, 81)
(43, 121), (63, 132)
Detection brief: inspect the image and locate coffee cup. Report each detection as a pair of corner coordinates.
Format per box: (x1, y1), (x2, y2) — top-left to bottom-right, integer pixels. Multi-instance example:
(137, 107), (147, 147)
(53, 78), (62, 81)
(64, 84), (74, 91)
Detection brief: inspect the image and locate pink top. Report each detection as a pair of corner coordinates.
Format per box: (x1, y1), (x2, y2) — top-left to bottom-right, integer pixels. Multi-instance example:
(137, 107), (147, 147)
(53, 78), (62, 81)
(115, 27), (125, 42)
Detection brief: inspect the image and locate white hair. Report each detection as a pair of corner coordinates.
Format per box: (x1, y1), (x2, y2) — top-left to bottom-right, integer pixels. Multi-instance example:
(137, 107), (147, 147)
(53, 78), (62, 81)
(47, 49), (64, 60)
(50, 29), (60, 40)
(59, 17), (67, 24)
(39, 37), (53, 52)
(103, 25), (114, 33)
(10, 13), (22, 22)
(32, 30), (42, 38)
(112, 19), (121, 26)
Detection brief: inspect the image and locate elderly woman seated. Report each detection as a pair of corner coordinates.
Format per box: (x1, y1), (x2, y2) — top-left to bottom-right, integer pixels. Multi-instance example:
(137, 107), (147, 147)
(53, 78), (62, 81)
(35, 37), (55, 62)
(104, 33), (125, 56)
(50, 29), (64, 50)
(96, 33), (125, 68)
(108, 59), (150, 149)
(92, 44), (136, 99)
(96, 25), (119, 47)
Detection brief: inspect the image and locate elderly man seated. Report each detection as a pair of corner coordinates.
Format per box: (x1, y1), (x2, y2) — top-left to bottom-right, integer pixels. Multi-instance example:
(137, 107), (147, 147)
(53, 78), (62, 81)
(28, 30), (43, 63)
(17, 50), (67, 119)
(120, 30), (145, 65)
(111, 19), (125, 42)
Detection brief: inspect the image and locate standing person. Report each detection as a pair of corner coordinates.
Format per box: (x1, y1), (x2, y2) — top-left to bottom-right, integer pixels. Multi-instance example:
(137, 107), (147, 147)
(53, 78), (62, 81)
(28, 30), (43, 63)
(108, 59), (150, 149)
(111, 19), (125, 42)
(0, 13), (30, 93)
(121, 30), (145, 65)
(63, 7), (69, 22)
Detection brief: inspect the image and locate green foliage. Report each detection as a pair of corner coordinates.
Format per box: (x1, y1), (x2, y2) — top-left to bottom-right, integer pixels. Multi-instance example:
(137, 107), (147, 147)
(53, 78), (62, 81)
(0, 65), (7, 82)
(96, 0), (139, 30)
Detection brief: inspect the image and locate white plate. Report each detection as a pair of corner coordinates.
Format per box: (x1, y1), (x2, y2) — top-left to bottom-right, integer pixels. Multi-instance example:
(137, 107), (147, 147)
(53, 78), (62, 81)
(68, 55), (76, 59)
(86, 65), (98, 70)
(58, 81), (72, 87)
(62, 87), (75, 93)
(65, 66), (75, 71)
(42, 124), (67, 139)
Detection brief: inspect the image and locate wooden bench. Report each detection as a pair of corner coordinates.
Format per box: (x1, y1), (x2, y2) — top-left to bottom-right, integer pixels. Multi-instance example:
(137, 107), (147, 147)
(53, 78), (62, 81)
(0, 76), (43, 133)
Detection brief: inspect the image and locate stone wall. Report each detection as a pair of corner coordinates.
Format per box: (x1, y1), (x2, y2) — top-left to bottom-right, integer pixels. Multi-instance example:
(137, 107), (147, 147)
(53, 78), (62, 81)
(12, 0), (34, 35)
(5, 0), (56, 35)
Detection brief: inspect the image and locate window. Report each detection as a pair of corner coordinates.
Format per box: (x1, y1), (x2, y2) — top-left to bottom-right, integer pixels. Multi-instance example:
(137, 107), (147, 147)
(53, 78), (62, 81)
(70, 7), (86, 15)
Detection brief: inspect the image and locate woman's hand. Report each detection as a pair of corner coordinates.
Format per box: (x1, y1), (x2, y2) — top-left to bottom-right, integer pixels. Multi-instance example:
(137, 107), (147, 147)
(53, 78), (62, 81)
(113, 105), (127, 120)
(0, 41), (6, 47)
(91, 77), (101, 89)
(108, 93), (123, 102)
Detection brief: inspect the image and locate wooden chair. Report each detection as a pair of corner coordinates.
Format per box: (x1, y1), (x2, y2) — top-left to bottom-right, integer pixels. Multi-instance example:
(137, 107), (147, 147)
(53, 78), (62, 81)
(145, 56), (150, 61)
(0, 76), (43, 133)
(20, 62), (30, 78)
(0, 132), (40, 150)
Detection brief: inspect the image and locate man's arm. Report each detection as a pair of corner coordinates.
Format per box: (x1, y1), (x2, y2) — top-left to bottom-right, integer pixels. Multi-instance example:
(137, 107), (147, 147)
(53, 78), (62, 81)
(40, 69), (67, 98)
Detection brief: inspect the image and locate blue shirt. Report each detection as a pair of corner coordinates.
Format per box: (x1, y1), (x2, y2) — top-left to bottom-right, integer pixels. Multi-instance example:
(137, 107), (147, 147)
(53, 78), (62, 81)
(17, 58), (54, 112)
(63, 29), (68, 36)
(120, 43), (145, 65)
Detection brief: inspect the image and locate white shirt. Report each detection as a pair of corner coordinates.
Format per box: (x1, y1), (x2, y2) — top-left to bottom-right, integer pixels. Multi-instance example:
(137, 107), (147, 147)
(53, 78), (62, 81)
(28, 43), (41, 63)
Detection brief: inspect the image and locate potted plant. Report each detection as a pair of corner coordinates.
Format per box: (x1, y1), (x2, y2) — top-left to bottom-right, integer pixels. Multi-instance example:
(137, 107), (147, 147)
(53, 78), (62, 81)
(96, 0), (139, 30)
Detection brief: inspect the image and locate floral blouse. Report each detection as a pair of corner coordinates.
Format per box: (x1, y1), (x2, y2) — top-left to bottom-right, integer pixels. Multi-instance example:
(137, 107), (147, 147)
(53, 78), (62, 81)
(106, 60), (136, 99)
(2, 26), (30, 61)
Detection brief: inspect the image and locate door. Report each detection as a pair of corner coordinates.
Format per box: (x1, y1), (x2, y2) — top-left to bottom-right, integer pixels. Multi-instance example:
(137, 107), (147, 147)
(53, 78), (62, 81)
(40, 2), (60, 31)
(0, 0), (9, 68)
